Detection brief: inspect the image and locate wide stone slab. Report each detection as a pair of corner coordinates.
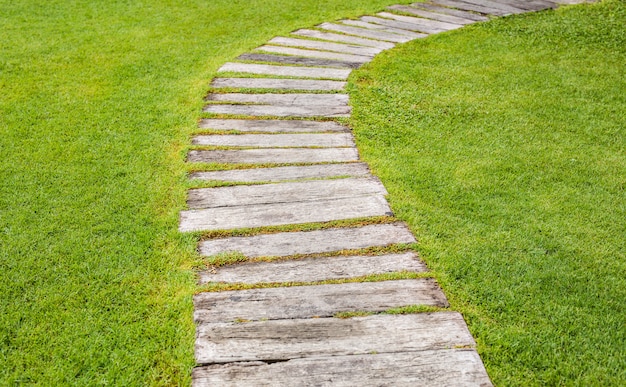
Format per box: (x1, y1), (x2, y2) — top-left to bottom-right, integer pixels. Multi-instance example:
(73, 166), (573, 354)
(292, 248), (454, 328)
(376, 12), (462, 31)
(192, 133), (354, 147)
(187, 148), (358, 164)
(198, 252), (427, 285)
(192, 349), (493, 387)
(387, 5), (477, 25)
(187, 177), (387, 209)
(179, 195), (391, 232)
(410, 2), (490, 22)
(218, 63), (351, 80)
(189, 163), (371, 183)
(256, 45), (371, 63)
(429, 0), (510, 16)
(318, 22), (413, 43)
(237, 53), (360, 68)
(341, 19), (427, 39)
(210, 78), (347, 91)
(268, 37), (381, 57)
(198, 222), (416, 258)
(203, 104), (350, 117)
(195, 312), (476, 363)
(205, 93), (349, 106)
(292, 29), (395, 49)
(197, 119), (348, 133)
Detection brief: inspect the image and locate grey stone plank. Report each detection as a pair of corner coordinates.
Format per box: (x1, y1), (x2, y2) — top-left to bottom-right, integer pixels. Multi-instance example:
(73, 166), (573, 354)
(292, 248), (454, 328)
(187, 148), (358, 164)
(192, 133), (354, 148)
(195, 312), (476, 363)
(376, 12), (463, 31)
(198, 223), (416, 258)
(198, 252), (427, 285)
(205, 93), (349, 106)
(256, 45), (372, 64)
(210, 78), (347, 91)
(178, 194), (391, 232)
(189, 163), (371, 183)
(493, 0), (553, 11)
(410, 2), (490, 21)
(318, 22), (414, 43)
(194, 279), (448, 323)
(387, 5), (477, 25)
(197, 119), (348, 133)
(187, 177), (387, 209)
(237, 53), (360, 69)
(269, 37), (381, 57)
(192, 349), (493, 387)
(429, 0), (510, 16)
(202, 104), (350, 117)
(218, 63), (351, 80)
(457, 0), (527, 13)
(361, 15), (446, 34)
(341, 19), (428, 38)
(292, 29), (395, 50)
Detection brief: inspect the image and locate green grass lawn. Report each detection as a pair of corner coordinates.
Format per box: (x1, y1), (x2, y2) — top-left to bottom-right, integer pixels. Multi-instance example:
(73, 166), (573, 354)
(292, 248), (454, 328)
(349, 0), (625, 385)
(0, 0), (404, 384)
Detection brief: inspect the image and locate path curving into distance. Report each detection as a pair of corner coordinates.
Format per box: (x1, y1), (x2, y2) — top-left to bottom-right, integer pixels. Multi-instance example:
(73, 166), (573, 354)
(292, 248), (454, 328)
(180, 1), (592, 385)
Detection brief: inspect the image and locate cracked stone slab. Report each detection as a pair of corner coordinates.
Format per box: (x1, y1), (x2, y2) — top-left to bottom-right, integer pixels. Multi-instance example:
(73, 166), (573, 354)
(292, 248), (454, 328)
(195, 312), (476, 363)
(197, 119), (348, 133)
(218, 63), (351, 80)
(198, 222), (416, 258)
(409, 2), (491, 22)
(387, 5), (477, 25)
(292, 29), (395, 50)
(318, 22), (414, 43)
(192, 133), (354, 148)
(187, 148), (358, 164)
(198, 252), (427, 285)
(210, 78), (347, 91)
(205, 93), (349, 106)
(256, 45), (372, 63)
(268, 37), (382, 57)
(203, 104), (351, 117)
(237, 53), (361, 68)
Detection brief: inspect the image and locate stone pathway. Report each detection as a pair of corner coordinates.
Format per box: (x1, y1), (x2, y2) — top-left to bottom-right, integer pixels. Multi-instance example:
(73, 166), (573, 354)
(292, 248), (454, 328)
(180, 1), (592, 385)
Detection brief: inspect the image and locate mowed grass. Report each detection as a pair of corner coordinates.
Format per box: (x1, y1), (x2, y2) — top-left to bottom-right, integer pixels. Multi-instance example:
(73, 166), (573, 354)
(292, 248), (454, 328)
(0, 0), (405, 384)
(349, 1), (625, 385)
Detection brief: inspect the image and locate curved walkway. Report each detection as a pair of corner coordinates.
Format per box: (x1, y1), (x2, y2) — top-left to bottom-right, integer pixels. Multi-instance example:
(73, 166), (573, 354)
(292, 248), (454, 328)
(180, 1), (590, 385)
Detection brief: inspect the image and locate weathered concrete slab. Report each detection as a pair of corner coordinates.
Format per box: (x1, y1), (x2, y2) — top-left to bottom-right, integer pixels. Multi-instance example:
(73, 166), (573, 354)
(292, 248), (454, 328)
(192, 133), (354, 148)
(192, 349), (493, 387)
(198, 252), (427, 285)
(341, 19), (427, 38)
(194, 279), (448, 323)
(387, 5), (476, 25)
(189, 163), (371, 183)
(198, 223), (416, 258)
(376, 12), (462, 31)
(211, 78), (347, 91)
(494, 0), (553, 11)
(292, 29), (395, 50)
(187, 177), (387, 209)
(195, 312), (476, 363)
(361, 15), (442, 34)
(187, 148), (358, 164)
(203, 104), (351, 117)
(410, 2), (490, 22)
(318, 22), (413, 43)
(205, 93), (349, 106)
(197, 119), (348, 133)
(256, 45), (372, 64)
(179, 195), (391, 232)
(237, 53), (360, 69)
(458, 0), (527, 14)
(269, 37), (381, 57)
(218, 63), (351, 80)
(429, 0), (509, 16)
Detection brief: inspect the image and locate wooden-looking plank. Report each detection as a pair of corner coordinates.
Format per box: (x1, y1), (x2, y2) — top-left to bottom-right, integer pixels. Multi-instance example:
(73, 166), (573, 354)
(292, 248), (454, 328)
(218, 63), (351, 80)
(205, 93), (349, 106)
(269, 37), (381, 57)
(195, 312), (476, 363)
(376, 12), (462, 31)
(192, 349), (493, 387)
(360, 15), (443, 34)
(197, 119), (348, 133)
(179, 195), (391, 232)
(194, 279), (448, 323)
(236, 53), (360, 69)
(256, 45), (372, 64)
(409, 2), (491, 22)
(387, 5), (476, 25)
(198, 252), (427, 285)
(341, 19), (428, 38)
(191, 133), (354, 148)
(210, 78), (347, 91)
(429, 0), (509, 16)
(202, 104), (351, 117)
(292, 29), (395, 49)
(317, 22), (413, 43)
(198, 222), (416, 258)
(187, 177), (387, 209)
(187, 148), (358, 164)
(189, 163), (371, 183)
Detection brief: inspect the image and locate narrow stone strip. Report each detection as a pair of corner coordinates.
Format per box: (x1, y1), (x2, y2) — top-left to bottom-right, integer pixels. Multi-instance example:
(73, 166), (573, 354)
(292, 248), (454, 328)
(218, 63), (351, 80)
(341, 19), (428, 38)
(192, 133), (355, 148)
(205, 93), (349, 106)
(318, 22), (414, 43)
(429, 0), (510, 16)
(188, 148), (358, 164)
(237, 53), (361, 68)
(197, 119), (348, 133)
(377, 12), (463, 31)
(387, 5), (477, 25)
(292, 29), (396, 49)
(202, 104), (350, 117)
(256, 45), (373, 63)
(268, 37), (382, 57)
(362, 14), (452, 34)
(457, 0), (528, 14)
(210, 78), (347, 90)
(409, 2), (491, 22)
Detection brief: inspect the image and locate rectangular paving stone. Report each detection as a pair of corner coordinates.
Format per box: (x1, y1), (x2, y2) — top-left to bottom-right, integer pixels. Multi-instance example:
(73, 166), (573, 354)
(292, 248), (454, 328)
(458, 0), (527, 14)
(361, 15), (445, 34)
(198, 222), (416, 258)
(218, 63), (351, 80)
(205, 93), (349, 106)
(410, 2), (490, 22)
(269, 37), (381, 57)
(376, 12), (462, 31)
(256, 45), (372, 64)
(179, 194), (391, 232)
(341, 19), (427, 38)
(195, 312), (476, 363)
(429, 0), (510, 16)
(189, 163), (371, 183)
(210, 78), (347, 91)
(203, 104), (350, 117)
(194, 279), (448, 323)
(192, 133), (354, 148)
(494, 0), (553, 11)
(187, 177), (386, 209)
(292, 29), (395, 50)
(387, 5), (476, 25)
(187, 148), (358, 164)
(192, 349), (493, 387)
(197, 119), (348, 133)
(318, 22), (413, 43)
(237, 53), (360, 68)
(198, 252), (427, 285)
